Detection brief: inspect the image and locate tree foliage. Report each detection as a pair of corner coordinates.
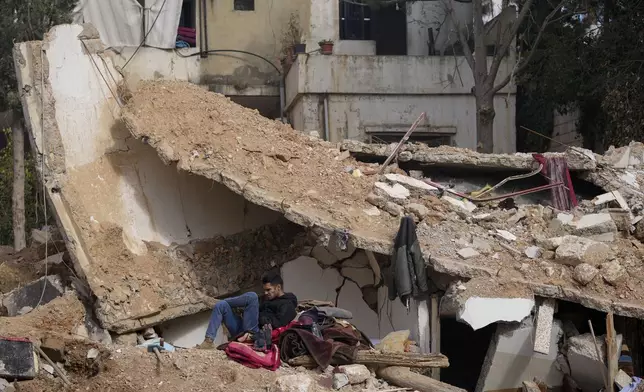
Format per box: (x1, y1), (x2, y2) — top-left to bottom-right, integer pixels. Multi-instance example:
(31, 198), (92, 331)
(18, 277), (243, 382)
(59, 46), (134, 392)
(517, 0), (644, 151)
(0, 0), (76, 111)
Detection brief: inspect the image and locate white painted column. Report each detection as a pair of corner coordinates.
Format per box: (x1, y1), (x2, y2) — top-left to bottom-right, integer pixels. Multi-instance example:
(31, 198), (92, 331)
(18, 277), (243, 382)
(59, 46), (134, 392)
(306, 0), (340, 50)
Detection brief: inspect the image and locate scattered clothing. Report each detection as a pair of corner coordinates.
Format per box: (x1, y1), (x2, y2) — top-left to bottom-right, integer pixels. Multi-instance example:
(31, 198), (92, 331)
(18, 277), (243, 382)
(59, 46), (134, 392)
(296, 300), (334, 312)
(205, 292), (260, 341)
(386, 216), (429, 306)
(259, 292), (297, 329)
(315, 306), (353, 320)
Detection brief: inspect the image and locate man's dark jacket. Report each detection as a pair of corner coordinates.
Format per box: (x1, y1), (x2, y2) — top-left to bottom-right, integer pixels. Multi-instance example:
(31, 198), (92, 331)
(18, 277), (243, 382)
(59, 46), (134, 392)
(386, 216), (429, 304)
(259, 292), (298, 328)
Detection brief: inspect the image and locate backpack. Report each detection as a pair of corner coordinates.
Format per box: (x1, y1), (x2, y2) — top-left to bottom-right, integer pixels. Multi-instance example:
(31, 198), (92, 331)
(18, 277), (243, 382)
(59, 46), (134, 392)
(223, 341), (281, 371)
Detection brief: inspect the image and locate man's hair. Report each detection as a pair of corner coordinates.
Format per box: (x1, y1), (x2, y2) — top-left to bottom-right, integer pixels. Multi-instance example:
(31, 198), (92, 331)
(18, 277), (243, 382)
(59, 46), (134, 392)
(262, 271), (284, 287)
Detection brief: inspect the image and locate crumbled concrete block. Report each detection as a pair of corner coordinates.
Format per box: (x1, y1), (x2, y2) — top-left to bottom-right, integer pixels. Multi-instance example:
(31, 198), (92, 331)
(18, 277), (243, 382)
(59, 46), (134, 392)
(600, 260), (627, 286)
(0, 338), (36, 380)
(608, 209), (633, 232)
(594, 191), (630, 211)
(473, 213), (492, 222)
(275, 374), (314, 392)
(615, 369), (633, 390)
(458, 247), (480, 260)
(537, 236), (565, 251)
(588, 232), (616, 242)
(534, 299), (556, 354)
(365, 193), (386, 208)
(363, 206), (381, 216)
(374, 181), (410, 200)
(459, 296), (535, 330)
(443, 195), (477, 212)
(383, 202), (404, 217)
(337, 364), (370, 384)
(384, 173), (437, 195)
(554, 236), (613, 266)
(41, 336), (65, 363)
(408, 170), (424, 179)
(524, 246), (542, 259)
(2, 275), (64, 316)
(405, 203), (429, 219)
(112, 332), (138, 346)
(311, 246), (338, 266)
(332, 373), (350, 390)
(567, 333), (623, 392)
(496, 229), (517, 242)
(572, 263), (599, 286)
(0, 378), (16, 392)
(572, 213), (618, 236)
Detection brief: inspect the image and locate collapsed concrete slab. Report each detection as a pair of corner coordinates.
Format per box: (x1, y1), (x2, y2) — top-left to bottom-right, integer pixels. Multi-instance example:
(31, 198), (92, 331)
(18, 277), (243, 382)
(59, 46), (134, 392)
(341, 140), (597, 171)
(475, 318), (564, 392)
(15, 24), (644, 335)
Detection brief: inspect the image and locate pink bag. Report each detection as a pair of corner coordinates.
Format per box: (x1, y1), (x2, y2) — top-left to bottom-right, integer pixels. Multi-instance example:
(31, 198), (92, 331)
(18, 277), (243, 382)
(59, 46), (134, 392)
(224, 341), (281, 371)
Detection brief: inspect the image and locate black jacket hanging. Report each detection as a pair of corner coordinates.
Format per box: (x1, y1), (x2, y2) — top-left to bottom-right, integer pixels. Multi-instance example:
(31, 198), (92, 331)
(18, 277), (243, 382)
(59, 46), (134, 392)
(386, 216), (429, 305)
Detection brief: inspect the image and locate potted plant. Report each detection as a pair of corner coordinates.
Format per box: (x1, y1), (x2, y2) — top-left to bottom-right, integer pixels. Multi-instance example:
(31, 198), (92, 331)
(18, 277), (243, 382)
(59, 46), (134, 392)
(318, 40), (334, 55)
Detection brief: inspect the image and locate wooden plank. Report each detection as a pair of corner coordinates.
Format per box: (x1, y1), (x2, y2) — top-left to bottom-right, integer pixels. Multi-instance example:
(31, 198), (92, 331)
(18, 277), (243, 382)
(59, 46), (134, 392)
(430, 294), (441, 381)
(606, 312), (617, 392)
(377, 366), (466, 392)
(288, 350), (449, 368)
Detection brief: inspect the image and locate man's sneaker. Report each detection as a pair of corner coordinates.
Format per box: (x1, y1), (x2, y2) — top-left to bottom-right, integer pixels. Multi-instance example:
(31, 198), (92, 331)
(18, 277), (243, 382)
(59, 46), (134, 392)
(196, 337), (215, 350)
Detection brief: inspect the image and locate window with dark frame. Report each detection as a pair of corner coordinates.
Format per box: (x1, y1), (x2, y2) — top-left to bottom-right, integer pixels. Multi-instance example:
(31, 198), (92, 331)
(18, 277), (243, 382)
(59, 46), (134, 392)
(339, 0), (372, 40)
(234, 0), (255, 11)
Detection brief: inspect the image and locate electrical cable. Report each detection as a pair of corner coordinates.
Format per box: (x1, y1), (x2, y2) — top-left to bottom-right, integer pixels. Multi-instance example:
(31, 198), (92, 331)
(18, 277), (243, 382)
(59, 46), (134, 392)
(174, 48), (281, 75)
(122, 0), (169, 71)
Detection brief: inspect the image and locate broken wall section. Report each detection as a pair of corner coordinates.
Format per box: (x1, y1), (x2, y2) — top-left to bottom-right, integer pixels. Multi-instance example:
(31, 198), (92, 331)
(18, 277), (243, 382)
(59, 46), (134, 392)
(13, 24), (301, 333)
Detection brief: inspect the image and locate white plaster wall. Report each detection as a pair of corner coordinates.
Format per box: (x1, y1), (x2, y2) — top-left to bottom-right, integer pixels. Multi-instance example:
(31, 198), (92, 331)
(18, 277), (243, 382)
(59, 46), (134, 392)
(22, 24), (280, 256)
(306, 0), (339, 50)
(281, 256), (418, 342)
(550, 109), (581, 152)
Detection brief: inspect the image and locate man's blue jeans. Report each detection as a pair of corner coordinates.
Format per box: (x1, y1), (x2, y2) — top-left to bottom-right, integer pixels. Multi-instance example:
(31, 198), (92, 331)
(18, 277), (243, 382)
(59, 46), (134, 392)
(205, 292), (259, 340)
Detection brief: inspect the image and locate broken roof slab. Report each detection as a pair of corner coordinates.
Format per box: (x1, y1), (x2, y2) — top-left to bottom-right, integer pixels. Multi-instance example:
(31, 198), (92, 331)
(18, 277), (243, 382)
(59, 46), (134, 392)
(341, 140), (597, 171)
(14, 24), (644, 332)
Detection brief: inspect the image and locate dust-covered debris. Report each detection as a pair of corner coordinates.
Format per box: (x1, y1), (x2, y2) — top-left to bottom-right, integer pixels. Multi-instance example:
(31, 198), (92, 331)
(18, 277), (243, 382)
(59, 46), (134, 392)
(120, 80), (644, 319)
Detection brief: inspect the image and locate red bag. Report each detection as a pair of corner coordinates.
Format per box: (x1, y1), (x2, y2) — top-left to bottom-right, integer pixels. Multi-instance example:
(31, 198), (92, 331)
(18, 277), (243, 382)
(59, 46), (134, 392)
(224, 342), (281, 371)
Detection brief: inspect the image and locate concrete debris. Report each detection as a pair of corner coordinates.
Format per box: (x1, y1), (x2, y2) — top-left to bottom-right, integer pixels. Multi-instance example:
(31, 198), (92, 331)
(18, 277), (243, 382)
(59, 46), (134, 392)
(524, 246), (542, 259)
(593, 191), (630, 211)
(86, 348), (100, 359)
(442, 195), (477, 212)
(521, 381), (541, 392)
(572, 263), (599, 286)
(495, 229), (517, 242)
(41, 336), (65, 363)
(405, 203), (429, 219)
(615, 369), (633, 390)
(408, 170), (424, 179)
(374, 182), (410, 200)
(332, 373), (350, 390)
(2, 275), (64, 317)
(341, 251), (370, 268)
(275, 374), (314, 392)
(457, 247), (480, 260)
(337, 364), (370, 384)
(567, 332), (623, 392)
(41, 363), (55, 375)
(363, 206), (381, 217)
(472, 237), (493, 254)
(554, 236), (614, 266)
(600, 260), (627, 286)
(572, 213), (618, 236)
(0, 379), (16, 392)
(533, 299), (556, 354)
(383, 173), (437, 194)
(311, 245), (338, 266)
(383, 201), (405, 217)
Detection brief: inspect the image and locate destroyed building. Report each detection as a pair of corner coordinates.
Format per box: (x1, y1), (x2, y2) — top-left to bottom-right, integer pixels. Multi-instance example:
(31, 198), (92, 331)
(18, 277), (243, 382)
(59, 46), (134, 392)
(3, 22), (644, 392)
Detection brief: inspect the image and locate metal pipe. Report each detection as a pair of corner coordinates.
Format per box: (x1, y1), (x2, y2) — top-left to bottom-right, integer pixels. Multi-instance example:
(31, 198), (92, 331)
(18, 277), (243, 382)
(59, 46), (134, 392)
(200, 0), (208, 58)
(323, 95), (330, 141)
(280, 77), (286, 123)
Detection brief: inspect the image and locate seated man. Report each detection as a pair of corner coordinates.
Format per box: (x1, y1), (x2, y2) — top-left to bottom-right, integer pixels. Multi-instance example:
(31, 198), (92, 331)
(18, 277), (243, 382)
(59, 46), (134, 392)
(197, 271), (297, 349)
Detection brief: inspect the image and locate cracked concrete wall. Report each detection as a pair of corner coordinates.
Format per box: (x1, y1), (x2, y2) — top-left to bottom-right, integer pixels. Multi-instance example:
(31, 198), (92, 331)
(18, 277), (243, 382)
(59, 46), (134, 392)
(282, 253), (419, 341)
(14, 24), (286, 332)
